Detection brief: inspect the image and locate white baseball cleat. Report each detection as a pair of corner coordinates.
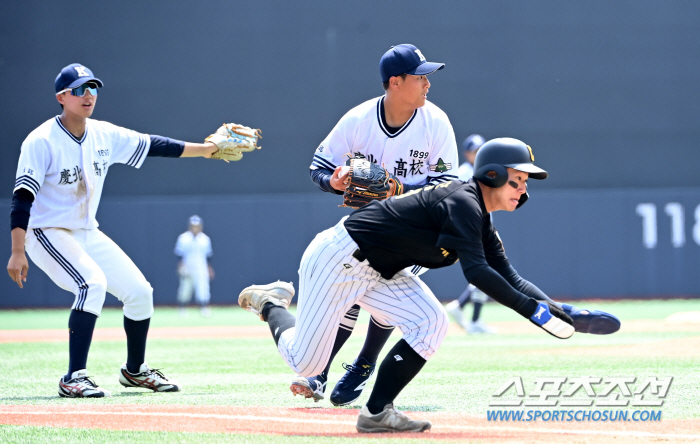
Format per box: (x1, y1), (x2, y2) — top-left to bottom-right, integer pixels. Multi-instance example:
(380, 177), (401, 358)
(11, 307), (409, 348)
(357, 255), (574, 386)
(445, 300), (468, 330)
(356, 404), (432, 433)
(238, 281), (295, 320)
(530, 302), (575, 339)
(119, 363), (180, 392)
(58, 369), (111, 398)
(467, 320), (497, 334)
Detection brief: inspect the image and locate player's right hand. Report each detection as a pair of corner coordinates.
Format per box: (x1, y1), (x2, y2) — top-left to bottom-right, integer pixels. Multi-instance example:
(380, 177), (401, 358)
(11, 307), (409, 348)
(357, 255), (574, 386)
(330, 165), (350, 191)
(7, 252), (29, 289)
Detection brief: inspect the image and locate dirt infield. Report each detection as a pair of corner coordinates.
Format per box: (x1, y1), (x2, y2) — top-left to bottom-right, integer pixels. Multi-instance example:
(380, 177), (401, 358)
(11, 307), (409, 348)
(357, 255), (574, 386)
(1, 405), (699, 442)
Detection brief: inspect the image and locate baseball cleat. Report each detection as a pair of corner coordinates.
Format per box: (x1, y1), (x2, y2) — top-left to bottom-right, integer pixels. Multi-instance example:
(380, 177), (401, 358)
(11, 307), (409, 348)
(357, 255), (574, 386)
(445, 300), (468, 331)
(356, 404), (432, 433)
(238, 281), (295, 321)
(467, 320), (497, 334)
(561, 304), (621, 335)
(290, 375), (326, 402)
(58, 369), (111, 398)
(330, 357), (376, 406)
(119, 363), (180, 392)
(530, 302), (575, 339)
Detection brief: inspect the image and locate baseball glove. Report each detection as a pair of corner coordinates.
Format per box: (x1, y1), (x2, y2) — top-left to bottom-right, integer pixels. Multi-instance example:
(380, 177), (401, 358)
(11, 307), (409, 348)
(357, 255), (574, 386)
(342, 157), (403, 209)
(205, 123), (262, 162)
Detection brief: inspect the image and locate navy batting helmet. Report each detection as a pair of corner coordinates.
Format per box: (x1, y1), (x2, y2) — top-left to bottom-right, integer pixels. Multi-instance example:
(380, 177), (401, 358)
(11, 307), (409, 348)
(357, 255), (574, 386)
(473, 138), (548, 188)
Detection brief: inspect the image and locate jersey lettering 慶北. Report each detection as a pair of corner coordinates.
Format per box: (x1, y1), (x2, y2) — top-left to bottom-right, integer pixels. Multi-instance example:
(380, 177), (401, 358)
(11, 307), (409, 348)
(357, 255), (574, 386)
(14, 116), (150, 230)
(310, 96), (459, 186)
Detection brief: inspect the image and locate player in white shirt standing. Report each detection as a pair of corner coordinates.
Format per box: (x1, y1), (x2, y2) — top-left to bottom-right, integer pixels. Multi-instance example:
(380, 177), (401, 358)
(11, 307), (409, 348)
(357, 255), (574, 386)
(6, 63), (234, 398)
(297, 44), (459, 405)
(175, 215), (214, 317)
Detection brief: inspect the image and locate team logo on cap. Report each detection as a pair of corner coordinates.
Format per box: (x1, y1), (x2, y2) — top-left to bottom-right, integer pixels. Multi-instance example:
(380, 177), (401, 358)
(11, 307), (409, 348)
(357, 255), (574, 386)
(74, 66), (90, 77)
(429, 158), (452, 173)
(414, 49), (426, 62)
(526, 145), (534, 161)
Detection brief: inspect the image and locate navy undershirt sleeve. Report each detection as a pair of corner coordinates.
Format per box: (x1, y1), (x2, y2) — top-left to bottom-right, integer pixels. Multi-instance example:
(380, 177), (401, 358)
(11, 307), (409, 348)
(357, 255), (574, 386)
(10, 188), (34, 230)
(148, 135), (185, 158)
(309, 168), (344, 194)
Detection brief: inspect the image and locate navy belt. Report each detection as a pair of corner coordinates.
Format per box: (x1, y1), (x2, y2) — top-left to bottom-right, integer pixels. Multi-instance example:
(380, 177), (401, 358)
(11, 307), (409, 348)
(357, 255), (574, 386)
(352, 249), (366, 262)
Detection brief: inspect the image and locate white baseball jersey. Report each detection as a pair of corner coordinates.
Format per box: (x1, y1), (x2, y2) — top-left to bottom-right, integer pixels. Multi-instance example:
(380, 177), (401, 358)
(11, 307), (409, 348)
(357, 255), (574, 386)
(457, 162), (475, 181)
(310, 96), (459, 185)
(14, 116), (150, 230)
(175, 231), (212, 273)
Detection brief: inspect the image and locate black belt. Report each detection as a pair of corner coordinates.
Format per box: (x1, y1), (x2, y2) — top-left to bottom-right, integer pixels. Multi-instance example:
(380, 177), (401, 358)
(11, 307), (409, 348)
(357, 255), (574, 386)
(352, 249), (366, 262)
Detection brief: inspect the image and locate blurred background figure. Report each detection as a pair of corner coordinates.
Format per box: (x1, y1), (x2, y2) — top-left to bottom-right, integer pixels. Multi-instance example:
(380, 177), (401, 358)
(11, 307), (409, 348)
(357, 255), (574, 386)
(175, 215), (214, 317)
(446, 134), (496, 334)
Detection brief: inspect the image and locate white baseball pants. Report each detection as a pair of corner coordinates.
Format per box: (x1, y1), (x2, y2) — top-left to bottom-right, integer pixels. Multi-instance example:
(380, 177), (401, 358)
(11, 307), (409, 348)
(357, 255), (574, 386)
(25, 228), (153, 320)
(177, 270), (211, 305)
(277, 217), (449, 377)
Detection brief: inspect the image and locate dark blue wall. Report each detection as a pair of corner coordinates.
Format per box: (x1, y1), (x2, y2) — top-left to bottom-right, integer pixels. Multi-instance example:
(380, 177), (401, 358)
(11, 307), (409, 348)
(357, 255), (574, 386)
(2, 187), (699, 308)
(2, 1), (700, 307)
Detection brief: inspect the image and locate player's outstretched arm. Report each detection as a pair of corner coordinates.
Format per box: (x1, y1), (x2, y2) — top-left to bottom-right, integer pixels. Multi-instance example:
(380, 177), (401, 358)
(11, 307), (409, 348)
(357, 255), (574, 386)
(7, 228), (29, 288)
(181, 142), (218, 158)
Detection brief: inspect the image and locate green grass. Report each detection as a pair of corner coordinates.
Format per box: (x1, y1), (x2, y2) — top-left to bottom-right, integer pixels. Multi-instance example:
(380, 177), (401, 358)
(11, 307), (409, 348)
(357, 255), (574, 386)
(0, 299), (699, 443)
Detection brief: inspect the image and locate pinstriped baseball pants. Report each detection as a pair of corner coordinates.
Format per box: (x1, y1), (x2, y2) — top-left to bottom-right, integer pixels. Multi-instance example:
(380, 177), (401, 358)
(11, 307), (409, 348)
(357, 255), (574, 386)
(277, 217), (449, 377)
(24, 228), (154, 320)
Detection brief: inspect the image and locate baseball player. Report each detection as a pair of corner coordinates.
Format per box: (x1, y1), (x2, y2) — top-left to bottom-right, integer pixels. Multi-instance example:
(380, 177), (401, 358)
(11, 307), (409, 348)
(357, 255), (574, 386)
(239, 138), (617, 433)
(175, 215), (214, 317)
(446, 134), (496, 334)
(6, 63), (254, 398)
(301, 44), (459, 404)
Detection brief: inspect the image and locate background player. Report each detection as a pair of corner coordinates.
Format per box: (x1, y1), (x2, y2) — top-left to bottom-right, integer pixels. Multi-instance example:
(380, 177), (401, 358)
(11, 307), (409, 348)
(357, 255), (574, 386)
(175, 215), (214, 317)
(238, 138), (586, 433)
(6, 63), (244, 398)
(446, 134), (496, 334)
(300, 44), (459, 404)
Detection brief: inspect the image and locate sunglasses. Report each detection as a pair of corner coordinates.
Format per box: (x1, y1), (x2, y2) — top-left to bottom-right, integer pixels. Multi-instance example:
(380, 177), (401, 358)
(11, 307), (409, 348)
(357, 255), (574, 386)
(56, 83), (99, 97)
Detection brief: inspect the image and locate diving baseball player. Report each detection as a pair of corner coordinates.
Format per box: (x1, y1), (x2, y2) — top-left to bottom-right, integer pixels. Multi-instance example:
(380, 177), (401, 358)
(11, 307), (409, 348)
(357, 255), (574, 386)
(302, 44), (459, 404)
(239, 138), (618, 433)
(6, 63), (258, 398)
(175, 215), (214, 317)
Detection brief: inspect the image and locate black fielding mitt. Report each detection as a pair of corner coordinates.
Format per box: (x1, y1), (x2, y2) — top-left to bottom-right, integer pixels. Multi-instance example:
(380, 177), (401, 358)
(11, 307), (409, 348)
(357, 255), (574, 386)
(342, 157), (403, 209)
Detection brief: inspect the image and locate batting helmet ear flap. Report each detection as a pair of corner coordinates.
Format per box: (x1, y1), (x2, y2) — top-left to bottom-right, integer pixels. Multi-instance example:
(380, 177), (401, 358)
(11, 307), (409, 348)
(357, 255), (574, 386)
(474, 163), (508, 188)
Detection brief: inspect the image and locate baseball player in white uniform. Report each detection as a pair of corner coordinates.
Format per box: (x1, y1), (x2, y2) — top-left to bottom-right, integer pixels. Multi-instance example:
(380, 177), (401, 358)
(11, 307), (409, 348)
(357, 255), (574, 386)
(175, 215), (214, 317)
(238, 138), (598, 433)
(302, 44), (459, 405)
(6, 63), (225, 398)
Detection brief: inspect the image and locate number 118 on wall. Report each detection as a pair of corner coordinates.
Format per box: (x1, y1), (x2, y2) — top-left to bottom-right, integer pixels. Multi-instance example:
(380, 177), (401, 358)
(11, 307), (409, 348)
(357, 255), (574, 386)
(636, 203), (700, 248)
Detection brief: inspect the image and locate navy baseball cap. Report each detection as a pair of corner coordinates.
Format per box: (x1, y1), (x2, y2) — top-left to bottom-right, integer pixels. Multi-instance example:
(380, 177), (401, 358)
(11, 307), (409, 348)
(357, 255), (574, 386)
(463, 134), (486, 152)
(55, 63), (103, 93)
(379, 44), (444, 83)
(189, 215), (202, 225)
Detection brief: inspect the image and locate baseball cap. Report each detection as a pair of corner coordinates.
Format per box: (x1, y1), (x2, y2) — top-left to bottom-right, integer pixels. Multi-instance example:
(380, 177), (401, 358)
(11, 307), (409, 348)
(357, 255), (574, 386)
(379, 44), (445, 83)
(55, 63), (103, 93)
(189, 215), (202, 225)
(463, 134), (486, 152)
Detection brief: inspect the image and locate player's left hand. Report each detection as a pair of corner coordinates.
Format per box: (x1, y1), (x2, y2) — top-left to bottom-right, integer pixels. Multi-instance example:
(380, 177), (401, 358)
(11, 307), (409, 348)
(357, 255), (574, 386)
(205, 123), (262, 162)
(529, 301), (575, 339)
(7, 252), (29, 289)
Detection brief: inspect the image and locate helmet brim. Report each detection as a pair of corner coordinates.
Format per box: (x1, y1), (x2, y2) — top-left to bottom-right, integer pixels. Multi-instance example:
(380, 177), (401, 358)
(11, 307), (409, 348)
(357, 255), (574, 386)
(505, 163), (548, 180)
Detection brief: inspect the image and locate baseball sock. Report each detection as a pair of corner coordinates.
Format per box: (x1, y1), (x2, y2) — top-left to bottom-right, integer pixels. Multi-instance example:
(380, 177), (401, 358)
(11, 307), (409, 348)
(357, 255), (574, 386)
(124, 316), (150, 374)
(356, 317), (394, 364)
(365, 339), (426, 415)
(457, 286), (473, 309)
(472, 302), (483, 322)
(66, 309), (98, 380)
(263, 305), (296, 346)
(318, 305), (360, 379)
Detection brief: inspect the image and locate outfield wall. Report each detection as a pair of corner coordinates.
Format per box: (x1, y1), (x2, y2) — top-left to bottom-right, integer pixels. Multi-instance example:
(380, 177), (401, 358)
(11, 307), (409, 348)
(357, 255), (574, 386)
(1, 187), (699, 309)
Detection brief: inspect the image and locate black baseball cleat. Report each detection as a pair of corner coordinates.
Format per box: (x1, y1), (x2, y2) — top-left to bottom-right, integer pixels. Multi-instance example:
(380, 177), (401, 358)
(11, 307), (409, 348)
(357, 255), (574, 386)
(561, 304), (621, 335)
